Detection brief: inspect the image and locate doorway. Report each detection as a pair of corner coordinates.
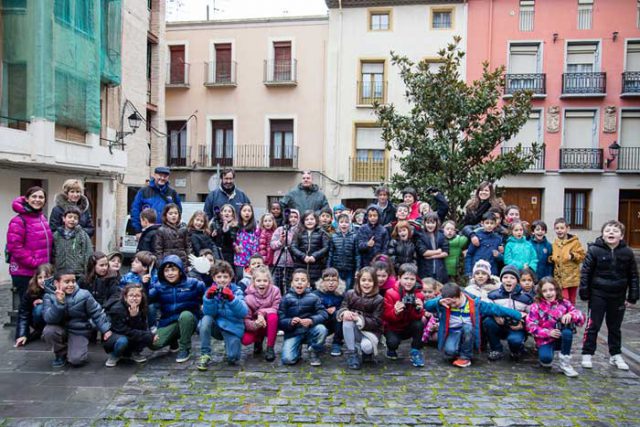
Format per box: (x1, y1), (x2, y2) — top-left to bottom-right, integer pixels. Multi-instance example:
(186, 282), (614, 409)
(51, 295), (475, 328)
(618, 190), (640, 248)
(20, 178), (48, 213)
(500, 188), (543, 226)
(84, 183), (100, 247)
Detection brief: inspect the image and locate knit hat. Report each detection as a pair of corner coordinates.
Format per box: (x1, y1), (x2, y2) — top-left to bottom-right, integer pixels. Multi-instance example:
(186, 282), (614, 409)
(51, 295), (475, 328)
(472, 259), (492, 276)
(500, 264), (520, 281)
(333, 203), (346, 213)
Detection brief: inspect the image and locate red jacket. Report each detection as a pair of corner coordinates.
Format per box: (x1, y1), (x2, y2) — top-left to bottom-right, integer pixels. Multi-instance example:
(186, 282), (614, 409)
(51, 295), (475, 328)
(382, 285), (425, 332)
(407, 202), (421, 220)
(257, 228), (275, 265)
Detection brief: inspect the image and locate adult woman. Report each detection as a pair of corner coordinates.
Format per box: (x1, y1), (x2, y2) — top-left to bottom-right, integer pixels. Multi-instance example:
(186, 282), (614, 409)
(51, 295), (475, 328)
(462, 181), (506, 226)
(49, 179), (95, 237)
(6, 186), (53, 300)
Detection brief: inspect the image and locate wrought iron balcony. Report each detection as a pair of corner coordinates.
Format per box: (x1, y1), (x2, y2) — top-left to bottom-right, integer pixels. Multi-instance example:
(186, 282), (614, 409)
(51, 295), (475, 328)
(559, 148), (603, 170)
(500, 145), (545, 170)
(263, 59), (297, 85)
(505, 74), (546, 95)
(357, 80), (388, 105)
(616, 147), (640, 171)
(562, 72), (606, 95)
(621, 71), (640, 95)
(166, 62), (190, 87)
(204, 61), (237, 86)
(350, 156), (389, 182)
(196, 144), (299, 169)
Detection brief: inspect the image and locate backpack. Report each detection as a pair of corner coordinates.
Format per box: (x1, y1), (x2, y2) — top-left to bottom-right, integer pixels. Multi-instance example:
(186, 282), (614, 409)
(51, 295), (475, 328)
(4, 215), (26, 263)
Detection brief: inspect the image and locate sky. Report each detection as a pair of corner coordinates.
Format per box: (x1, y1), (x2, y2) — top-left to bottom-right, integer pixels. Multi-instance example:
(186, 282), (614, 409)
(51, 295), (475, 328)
(166, 0), (329, 21)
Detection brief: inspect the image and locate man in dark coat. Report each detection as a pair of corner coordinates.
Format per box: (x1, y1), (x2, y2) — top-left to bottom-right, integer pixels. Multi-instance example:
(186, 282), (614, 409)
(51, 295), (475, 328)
(130, 167), (182, 236)
(203, 168), (251, 221)
(281, 170), (329, 214)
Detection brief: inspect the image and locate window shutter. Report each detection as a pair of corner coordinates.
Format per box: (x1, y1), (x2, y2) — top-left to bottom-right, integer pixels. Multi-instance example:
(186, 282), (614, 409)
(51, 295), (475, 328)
(621, 111), (640, 147)
(356, 127), (385, 150)
(564, 111), (596, 148)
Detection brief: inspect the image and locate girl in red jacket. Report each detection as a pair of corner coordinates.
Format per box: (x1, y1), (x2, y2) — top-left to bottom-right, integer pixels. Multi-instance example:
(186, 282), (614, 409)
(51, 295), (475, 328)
(257, 213), (276, 266)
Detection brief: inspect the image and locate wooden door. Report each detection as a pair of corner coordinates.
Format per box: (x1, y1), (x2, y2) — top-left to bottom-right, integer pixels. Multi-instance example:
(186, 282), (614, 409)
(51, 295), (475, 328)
(500, 188), (542, 226)
(273, 41), (291, 81)
(84, 183), (99, 247)
(618, 199), (640, 248)
(169, 45), (185, 84)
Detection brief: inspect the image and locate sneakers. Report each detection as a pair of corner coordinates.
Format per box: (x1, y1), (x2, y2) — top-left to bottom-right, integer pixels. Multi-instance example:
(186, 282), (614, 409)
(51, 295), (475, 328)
(410, 349), (425, 368)
(264, 346), (276, 362)
(385, 349), (398, 360)
(539, 360), (553, 368)
(559, 354), (579, 377)
(131, 352), (147, 363)
(581, 354), (593, 369)
(330, 343), (343, 357)
(105, 354), (120, 367)
(453, 358), (471, 368)
(610, 354), (630, 371)
(346, 351), (361, 370)
(197, 354), (212, 371)
(277, 330), (284, 336)
(309, 351), (322, 366)
(176, 349), (191, 363)
(51, 356), (66, 368)
(488, 351), (503, 361)
(169, 341), (179, 353)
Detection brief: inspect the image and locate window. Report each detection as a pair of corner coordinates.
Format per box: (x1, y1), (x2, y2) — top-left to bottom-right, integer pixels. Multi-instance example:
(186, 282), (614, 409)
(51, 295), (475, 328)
(563, 110), (597, 148)
(619, 110), (640, 170)
(369, 10), (390, 31)
(637, 0), (640, 28)
(273, 41), (292, 81)
(507, 43), (544, 94)
(353, 125), (387, 182)
(75, 0), (94, 34)
(505, 111), (541, 148)
(424, 59), (444, 73)
(626, 41), (640, 72)
(2, 0), (26, 10)
(168, 45), (187, 84)
(166, 120), (188, 167)
(267, 195), (283, 209)
(214, 43), (232, 83)
(431, 8), (453, 30)
(3, 63), (27, 124)
(55, 70), (88, 132)
(270, 120), (294, 167)
(577, 0), (593, 30)
(519, 0), (534, 31)
(54, 0), (71, 25)
(625, 41), (640, 93)
(359, 61), (385, 104)
(564, 190), (590, 229)
(212, 120), (233, 166)
(566, 42), (598, 73)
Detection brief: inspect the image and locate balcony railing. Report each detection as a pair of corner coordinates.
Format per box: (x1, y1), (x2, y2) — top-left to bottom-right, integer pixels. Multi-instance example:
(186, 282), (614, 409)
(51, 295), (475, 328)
(622, 71), (640, 95)
(0, 114), (29, 131)
(204, 61), (237, 86)
(500, 145), (545, 170)
(263, 59), (297, 85)
(559, 148), (603, 170)
(166, 62), (190, 86)
(617, 147), (640, 171)
(505, 74), (546, 95)
(197, 144), (299, 169)
(562, 72), (606, 95)
(357, 80), (387, 105)
(350, 157), (390, 182)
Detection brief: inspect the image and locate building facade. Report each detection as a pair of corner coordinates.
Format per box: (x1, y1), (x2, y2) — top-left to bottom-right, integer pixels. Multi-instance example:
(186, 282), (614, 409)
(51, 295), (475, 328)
(467, 0), (640, 246)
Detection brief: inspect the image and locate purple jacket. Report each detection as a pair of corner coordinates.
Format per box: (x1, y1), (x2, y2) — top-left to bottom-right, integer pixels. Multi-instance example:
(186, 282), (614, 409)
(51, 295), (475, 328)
(6, 196), (53, 277)
(243, 283), (282, 332)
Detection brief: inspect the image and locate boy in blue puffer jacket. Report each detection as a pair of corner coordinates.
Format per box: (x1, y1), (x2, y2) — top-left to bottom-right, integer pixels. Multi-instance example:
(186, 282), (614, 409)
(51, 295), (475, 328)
(198, 260), (248, 369)
(328, 213), (360, 290)
(464, 212), (503, 276)
(149, 255), (206, 363)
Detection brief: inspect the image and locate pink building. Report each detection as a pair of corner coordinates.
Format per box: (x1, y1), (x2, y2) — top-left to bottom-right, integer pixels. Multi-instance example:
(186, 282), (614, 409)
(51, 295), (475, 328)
(467, 0), (640, 247)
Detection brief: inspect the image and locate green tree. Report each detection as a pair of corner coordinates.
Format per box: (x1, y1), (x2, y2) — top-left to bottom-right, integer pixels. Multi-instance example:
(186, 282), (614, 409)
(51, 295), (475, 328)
(375, 37), (541, 222)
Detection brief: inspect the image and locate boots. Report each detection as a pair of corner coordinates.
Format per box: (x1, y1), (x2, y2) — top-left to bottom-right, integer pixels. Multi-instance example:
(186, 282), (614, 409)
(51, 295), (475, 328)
(559, 354), (578, 377)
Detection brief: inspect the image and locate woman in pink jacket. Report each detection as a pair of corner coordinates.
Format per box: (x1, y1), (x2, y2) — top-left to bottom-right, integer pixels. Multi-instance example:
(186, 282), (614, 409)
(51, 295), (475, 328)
(6, 187), (53, 300)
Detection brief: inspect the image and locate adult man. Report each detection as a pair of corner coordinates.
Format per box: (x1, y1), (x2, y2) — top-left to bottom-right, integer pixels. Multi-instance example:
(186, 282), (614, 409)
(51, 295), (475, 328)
(130, 167), (182, 236)
(280, 170), (329, 214)
(203, 168), (251, 221)
(374, 185), (396, 226)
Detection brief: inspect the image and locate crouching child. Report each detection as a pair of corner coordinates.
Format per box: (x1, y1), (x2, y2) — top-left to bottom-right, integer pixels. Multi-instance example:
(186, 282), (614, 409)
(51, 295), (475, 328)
(242, 266), (281, 362)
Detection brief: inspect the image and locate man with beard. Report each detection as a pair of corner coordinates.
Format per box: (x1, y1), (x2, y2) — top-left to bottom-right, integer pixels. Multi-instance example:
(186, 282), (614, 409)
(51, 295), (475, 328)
(204, 168), (252, 221)
(131, 167), (182, 237)
(281, 170), (329, 214)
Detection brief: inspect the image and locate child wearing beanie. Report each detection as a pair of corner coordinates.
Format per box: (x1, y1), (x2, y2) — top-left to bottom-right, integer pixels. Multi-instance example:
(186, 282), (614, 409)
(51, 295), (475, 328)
(465, 260), (500, 302)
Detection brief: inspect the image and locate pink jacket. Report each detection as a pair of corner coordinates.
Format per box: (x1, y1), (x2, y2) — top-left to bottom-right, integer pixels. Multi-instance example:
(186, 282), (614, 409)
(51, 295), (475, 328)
(6, 196), (53, 277)
(243, 283), (282, 332)
(526, 298), (585, 347)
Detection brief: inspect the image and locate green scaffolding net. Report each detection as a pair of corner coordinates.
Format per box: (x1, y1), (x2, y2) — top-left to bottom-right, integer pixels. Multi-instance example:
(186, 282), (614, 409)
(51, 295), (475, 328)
(1, 0), (121, 134)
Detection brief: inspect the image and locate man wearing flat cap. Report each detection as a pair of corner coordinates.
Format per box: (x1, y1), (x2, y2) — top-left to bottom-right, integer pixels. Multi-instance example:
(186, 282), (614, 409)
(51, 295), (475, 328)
(130, 166), (183, 237)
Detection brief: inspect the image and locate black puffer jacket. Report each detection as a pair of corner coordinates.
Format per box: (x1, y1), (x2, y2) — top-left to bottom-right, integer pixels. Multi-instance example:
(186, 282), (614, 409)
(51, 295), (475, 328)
(213, 224), (238, 265)
(387, 239), (416, 270)
(137, 224), (160, 253)
(154, 222), (190, 266)
(189, 229), (215, 257)
(49, 193), (95, 237)
(15, 288), (45, 340)
(103, 299), (154, 352)
(415, 230), (449, 283)
(277, 288), (328, 339)
(79, 275), (120, 308)
(43, 285), (111, 337)
(357, 206), (390, 267)
(328, 230), (360, 272)
(579, 238), (639, 303)
(291, 227), (330, 282)
(337, 289), (384, 336)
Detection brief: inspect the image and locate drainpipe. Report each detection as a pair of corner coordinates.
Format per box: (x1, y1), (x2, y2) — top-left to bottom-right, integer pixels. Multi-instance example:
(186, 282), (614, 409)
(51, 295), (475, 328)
(331, 0), (344, 199)
(488, 0), (494, 68)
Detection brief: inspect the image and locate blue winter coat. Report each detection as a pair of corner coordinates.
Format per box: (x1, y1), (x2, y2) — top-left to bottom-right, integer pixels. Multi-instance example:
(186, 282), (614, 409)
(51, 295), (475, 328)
(130, 179), (182, 233)
(415, 230), (449, 283)
(464, 230), (503, 275)
(328, 230), (360, 272)
(203, 186), (251, 222)
(148, 255), (206, 328)
(529, 236), (553, 279)
(357, 206), (389, 267)
(504, 236), (538, 272)
(43, 285), (111, 337)
(202, 283), (248, 338)
(277, 288), (328, 339)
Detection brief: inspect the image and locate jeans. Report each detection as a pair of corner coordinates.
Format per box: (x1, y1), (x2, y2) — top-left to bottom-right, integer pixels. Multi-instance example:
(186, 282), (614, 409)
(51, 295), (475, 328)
(384, 320), (424, 351)
(443, 322), (473, 360)
(338, 269), (355, 291)
(342, 320), (374, 354)
(483, 317), (526, 354)
(32, 303), (45, 331)
(242, 313), (278, 348)
(538, 328), (573, 364)
(582, 294), (626, 356)
(43, 325), (89, 366)
(111, 336), (130, 358)
(281, 324), (328, 365)
(151, 311), (197, 352)
(199, 315), (242, 362)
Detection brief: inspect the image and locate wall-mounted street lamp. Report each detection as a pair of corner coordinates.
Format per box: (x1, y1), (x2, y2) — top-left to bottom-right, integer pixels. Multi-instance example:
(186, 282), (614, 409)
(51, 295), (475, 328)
(606, 141), (620, 167)
(109, 111), (143, 154)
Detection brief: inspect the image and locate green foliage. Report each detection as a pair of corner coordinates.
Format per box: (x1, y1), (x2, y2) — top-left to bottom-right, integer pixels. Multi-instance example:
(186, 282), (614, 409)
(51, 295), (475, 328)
(375, 36), (541, 222)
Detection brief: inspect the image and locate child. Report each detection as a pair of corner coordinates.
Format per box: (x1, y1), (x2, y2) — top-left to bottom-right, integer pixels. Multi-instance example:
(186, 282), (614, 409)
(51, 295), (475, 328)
(464, 212), (503, 277)
(212, 204), (238, 266)
(387, 221), (417, 272)
(415, 213), (449, 283)
(352, 208), (366, 231)
(121, 250), (159, 328)
(328, 213), (360, 290)
(402, 187), (421, 220)
(137, 208), (160, 252)
(338, 266), (384, 369)
(357, 205), (389, 268)
(270, 209), (300, 294)
(314, 268), (346, 357)
(442, 220), (468, 280)
(187, 210), (215, 259)
(149, 255), (206, 363)
(504, 221), (538, 272)
(104, 284), (157, 367)
(580, 220), (639, 371)
(198, 260), (248, 369)
(234, 203), (259, 281)
(107, 252), (123, 280)
(278, 269), (329, 366)
(82, 252), (120, 308)
(484, 265), (533, 361)
(291, 211), (330, 285)
(384, 203), (421, 235)
(319, 206), (336, 236)
(373, 260), (397, 297)
(424, 282), (522, 368)
(464, 260), (500, 302)
(237, 254), (265, 292)
(52, 207), (93, 276)
(421, 278), (442, 345)
(270, 201), (284, 228)
(526, 277), (584, 377)
(15, 263), (54, 347)
(550, 217), (586, 304)
(43, 270), (113, 367)
(242, 266), (281, 362)
(257, 213), (277, 266)
(529, 220), (554, 280)
(155, 203), (189, 267)
(519, 267), (537, 298)
(382, 263), (426, 367)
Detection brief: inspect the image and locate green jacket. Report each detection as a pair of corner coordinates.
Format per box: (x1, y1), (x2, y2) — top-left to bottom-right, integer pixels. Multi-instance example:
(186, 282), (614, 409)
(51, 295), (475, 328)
(445, 234), (469, 277)
(53, 226), (93, 275)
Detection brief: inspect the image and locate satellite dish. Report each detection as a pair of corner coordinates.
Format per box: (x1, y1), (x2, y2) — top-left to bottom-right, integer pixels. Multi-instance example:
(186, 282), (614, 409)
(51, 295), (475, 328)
(207, 174), (219, 192)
